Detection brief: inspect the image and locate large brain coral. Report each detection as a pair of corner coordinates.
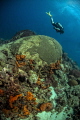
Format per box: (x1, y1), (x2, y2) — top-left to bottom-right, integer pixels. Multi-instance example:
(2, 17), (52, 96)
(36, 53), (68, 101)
(0, 35), (62, 66)
(18, 35), (62, 64)
(36, 35), (62, 64)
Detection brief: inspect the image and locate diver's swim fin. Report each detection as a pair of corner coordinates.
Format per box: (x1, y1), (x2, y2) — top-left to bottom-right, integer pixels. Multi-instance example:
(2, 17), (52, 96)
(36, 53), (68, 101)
(46, 11), (52, 17)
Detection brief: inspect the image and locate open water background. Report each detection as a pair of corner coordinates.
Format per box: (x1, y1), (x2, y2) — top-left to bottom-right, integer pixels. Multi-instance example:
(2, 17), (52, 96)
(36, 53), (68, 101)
(0, 0), (80, 66)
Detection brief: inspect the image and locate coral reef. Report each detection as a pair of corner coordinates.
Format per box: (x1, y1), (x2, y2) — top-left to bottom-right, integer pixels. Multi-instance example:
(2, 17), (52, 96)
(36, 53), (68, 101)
(69, 69), (80, 77)
(0, 29), (36, 45)
(0, 34), (80, 120)
(10, 29), (36, 41)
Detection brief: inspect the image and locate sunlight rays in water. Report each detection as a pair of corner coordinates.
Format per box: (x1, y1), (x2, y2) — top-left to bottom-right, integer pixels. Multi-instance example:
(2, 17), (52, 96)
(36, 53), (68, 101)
(54, 0), (80, 22)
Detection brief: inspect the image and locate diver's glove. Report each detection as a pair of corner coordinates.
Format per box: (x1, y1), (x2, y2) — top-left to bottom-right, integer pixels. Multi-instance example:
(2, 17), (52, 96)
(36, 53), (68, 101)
(46, 11), (52, 17)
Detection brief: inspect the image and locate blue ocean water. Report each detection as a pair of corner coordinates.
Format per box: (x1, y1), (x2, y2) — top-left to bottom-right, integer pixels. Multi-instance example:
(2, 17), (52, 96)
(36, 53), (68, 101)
(0, 0), (80, 66)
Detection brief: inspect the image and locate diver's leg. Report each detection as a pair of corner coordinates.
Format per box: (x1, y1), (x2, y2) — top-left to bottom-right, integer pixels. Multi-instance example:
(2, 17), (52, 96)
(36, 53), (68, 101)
(51, 17), (54, 25)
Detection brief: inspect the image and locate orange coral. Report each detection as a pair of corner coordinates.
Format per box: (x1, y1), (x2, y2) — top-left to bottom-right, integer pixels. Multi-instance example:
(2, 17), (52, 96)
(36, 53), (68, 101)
(18, 105), (30, 118)
(16, 61), (26, 67)
(26, 91), (36, 101)
(50, 60), (61, 70)
(36, 77), (50, 89)
(36, 77), (41, 85)
(9, 94), (22, 108)
(23, 105), (30, 115)
(40, 102), (53, 111)
(49, 60), (61, 74)
(28, 59), (35, 69)
(0, 89), (4, 95)
(16, 55), (26, 60)
(15, 55), (35, 69)
(16, 54), (26, 67)
(29, 59), (34, 64)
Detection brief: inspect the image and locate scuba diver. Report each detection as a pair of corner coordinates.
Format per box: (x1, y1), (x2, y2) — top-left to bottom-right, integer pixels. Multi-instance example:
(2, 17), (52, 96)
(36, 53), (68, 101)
(46, 11), (64, 34)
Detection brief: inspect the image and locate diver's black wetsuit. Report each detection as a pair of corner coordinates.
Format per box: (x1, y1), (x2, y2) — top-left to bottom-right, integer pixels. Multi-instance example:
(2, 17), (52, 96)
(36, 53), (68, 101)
(51, 17), (64, 34)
